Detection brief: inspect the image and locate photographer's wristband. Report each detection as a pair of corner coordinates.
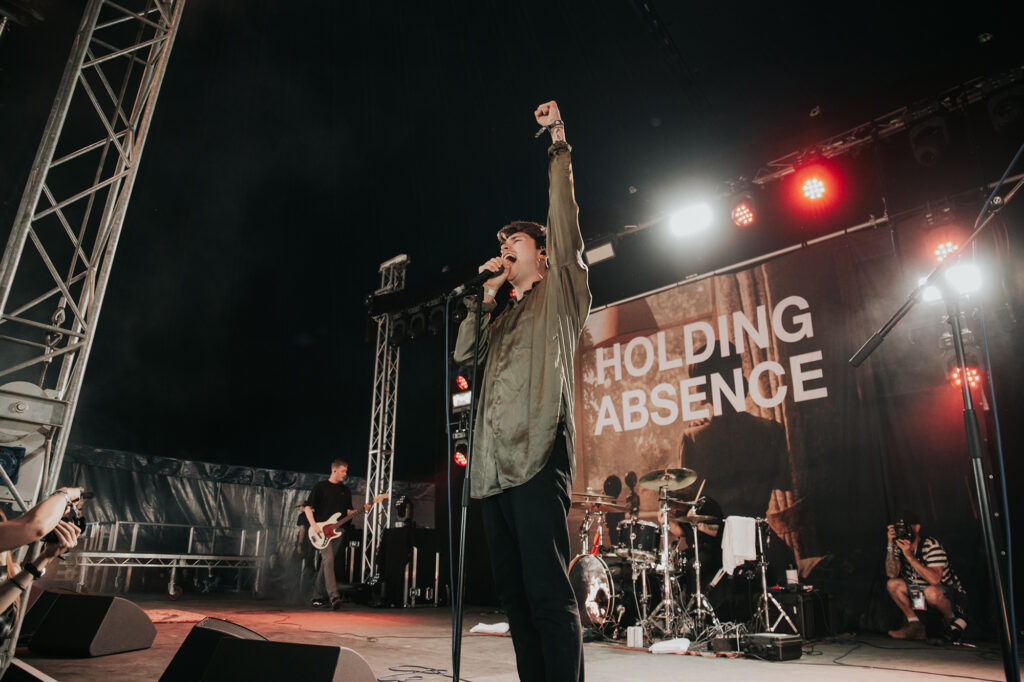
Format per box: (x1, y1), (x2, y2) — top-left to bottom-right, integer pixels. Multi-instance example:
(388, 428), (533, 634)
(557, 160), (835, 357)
(52, 490), (72, 508)
(22, 562), (44, 580)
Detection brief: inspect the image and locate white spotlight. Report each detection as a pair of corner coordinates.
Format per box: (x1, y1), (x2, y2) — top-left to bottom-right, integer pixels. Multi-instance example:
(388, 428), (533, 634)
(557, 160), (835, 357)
(944, 262), (982, 294)
(669, 203), (713, 237)
(918, 277), (942, 303)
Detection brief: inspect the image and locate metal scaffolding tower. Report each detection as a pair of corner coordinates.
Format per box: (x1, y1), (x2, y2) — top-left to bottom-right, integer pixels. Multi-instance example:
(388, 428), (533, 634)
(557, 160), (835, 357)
(361, 254), (407, 582)
(0, 0), (185, 670)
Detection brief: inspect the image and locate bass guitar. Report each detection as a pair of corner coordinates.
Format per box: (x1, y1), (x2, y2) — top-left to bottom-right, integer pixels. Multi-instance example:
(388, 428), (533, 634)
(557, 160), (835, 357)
(308, 492), (389, 550)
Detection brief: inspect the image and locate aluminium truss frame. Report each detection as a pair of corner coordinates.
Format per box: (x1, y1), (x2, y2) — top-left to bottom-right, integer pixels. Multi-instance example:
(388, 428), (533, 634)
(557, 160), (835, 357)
(361, 254), (407, 582)
(0, 0), (185, 671)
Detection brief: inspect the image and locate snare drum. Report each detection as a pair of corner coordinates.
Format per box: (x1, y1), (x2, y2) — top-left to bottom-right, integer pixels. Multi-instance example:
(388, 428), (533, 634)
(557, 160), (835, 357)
(614, 519), (661, 560)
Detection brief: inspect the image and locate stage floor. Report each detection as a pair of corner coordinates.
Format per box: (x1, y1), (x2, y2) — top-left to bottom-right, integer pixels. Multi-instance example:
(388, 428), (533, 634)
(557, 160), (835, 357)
(15, 596), (1017, 681)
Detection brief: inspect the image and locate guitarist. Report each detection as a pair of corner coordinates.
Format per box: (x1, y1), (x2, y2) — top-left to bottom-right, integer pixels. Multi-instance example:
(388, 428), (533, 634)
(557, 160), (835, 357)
(302, 459), (369, 609)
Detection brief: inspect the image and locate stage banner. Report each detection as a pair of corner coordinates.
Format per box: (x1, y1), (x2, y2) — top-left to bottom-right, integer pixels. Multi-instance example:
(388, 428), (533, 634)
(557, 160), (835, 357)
(572, 224), (1011, 630)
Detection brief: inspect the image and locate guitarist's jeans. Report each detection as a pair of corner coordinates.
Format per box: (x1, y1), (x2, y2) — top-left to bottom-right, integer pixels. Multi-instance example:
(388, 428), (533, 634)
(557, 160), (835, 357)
(312, 539), (342, 602)
(480, 431), (584, 682)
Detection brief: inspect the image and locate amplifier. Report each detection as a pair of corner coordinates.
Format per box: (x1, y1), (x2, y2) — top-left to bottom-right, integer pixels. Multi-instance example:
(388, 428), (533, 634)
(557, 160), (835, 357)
(774, 589), (832, 640)
(742, 632), (803, 661)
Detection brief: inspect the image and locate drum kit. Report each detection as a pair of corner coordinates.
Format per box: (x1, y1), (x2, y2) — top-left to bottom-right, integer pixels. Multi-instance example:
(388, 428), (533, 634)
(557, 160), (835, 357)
(569, 467), (756, 645)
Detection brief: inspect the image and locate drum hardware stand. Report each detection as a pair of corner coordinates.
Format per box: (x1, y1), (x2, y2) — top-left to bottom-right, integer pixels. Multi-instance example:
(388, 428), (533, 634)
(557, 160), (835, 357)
(752, 518), (797, 634)
(682, 517), (721, 637)
(587, 509), (607, 554)
(640, 486), (681, 637)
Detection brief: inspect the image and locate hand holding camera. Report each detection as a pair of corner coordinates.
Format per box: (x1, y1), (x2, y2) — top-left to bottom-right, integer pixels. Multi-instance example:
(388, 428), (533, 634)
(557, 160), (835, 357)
(42, 488), (89, 551)
(40, 519), (82, 558)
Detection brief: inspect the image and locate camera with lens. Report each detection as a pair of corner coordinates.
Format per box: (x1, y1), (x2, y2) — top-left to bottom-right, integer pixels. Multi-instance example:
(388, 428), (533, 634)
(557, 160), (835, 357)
(43, 494), (87, 544)
(893, 518), (914, 541)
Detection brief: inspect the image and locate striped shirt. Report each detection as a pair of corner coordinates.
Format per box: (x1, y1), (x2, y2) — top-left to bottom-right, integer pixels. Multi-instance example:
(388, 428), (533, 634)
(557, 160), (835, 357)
(900, 536), (965, 595)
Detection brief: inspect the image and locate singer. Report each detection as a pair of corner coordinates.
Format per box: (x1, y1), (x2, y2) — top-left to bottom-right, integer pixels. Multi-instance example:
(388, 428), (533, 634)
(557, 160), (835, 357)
(453, 100), (590, 682)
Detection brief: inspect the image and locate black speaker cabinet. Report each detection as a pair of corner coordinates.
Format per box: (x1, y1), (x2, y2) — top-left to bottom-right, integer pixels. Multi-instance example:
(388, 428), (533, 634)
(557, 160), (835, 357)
(378, 527), (439, 606)
(17, 590), (64, 645)
(0, 658), (58, 681)
(27, 593), (155, 657)
(201, 639), (375, 682)
(774, 589), (832, 640)
(159, 617), (266, 682)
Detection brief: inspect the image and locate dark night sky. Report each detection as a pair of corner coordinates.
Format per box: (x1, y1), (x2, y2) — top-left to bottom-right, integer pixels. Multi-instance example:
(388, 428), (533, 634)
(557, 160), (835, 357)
(1, 1), (1021, 478)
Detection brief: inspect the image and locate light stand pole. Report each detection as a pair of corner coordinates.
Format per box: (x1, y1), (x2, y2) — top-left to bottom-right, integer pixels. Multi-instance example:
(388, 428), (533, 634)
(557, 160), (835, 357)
(850, 164), (1022, 682)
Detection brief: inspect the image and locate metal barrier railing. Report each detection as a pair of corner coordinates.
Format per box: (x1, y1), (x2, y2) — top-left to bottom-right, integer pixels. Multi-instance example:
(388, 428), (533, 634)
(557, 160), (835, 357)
(69, 521), (268, 599)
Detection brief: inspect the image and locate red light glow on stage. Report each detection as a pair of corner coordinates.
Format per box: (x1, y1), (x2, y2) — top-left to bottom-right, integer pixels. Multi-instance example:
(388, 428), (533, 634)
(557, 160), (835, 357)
(732, 202), (755, 226)
(934, 241), (958, 262)
(951, 367), (980, 389)
(455, 375), (469, 390)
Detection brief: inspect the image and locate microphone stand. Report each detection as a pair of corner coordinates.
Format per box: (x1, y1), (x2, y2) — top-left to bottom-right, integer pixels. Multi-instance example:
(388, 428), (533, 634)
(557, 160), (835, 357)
(447, 287), (485, 682)
(850, 163), (1022, 682)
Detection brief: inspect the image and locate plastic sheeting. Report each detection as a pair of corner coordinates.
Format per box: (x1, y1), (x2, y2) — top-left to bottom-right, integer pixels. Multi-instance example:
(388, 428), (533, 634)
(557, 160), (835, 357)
(56, 444), (434, 590)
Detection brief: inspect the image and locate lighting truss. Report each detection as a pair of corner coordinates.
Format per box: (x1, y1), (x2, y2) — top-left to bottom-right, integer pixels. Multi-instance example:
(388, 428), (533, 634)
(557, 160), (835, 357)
(753, 66), (1024, 186)
(0, 0), (186, 670)
(362, 254), (407, 583)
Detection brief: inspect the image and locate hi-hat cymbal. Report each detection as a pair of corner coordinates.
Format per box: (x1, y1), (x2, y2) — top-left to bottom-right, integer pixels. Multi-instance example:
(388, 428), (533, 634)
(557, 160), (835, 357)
(659, 497), (693, 511)
(638, 468), (697, 491)
(572, 491), (615, 503)
(571, 500), (627, 513)
(675, 514), (719, 525)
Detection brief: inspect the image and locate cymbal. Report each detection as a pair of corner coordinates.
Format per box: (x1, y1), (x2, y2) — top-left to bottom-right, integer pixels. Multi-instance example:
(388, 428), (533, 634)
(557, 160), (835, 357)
(659, 493), (692, 509)
(675, 514), (719, 525)
(638, 468), (697, 491)
(572, 490), (615, 502)
(571, 500), (627, 513)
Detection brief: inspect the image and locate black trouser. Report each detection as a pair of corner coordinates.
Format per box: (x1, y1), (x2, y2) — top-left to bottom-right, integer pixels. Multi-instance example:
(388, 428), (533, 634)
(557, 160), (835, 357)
(480, 432), (584, 682)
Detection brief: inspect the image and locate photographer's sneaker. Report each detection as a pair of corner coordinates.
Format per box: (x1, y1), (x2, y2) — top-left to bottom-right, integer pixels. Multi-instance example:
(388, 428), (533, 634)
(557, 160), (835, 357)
(946, 617), (967, 643)
(888, 620), (925, 640)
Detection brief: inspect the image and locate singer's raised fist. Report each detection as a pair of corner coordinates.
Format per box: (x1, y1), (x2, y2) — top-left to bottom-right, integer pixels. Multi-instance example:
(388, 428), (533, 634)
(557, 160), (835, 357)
(534, 101), (561, 127)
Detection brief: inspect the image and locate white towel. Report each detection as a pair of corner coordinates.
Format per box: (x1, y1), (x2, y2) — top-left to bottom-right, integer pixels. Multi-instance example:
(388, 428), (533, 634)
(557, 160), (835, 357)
(722, 515), (757, 574)
(649, 637), (690, 654)
(469, 622), (510, 635)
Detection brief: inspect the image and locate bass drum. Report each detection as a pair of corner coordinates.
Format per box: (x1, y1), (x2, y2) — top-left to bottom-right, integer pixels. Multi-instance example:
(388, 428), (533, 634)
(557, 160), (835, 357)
(568, 554), (654, 633)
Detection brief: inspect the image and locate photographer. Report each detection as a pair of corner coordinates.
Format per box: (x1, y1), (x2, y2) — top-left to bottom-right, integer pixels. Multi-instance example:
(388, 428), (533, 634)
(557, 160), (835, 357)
(0, 488), (84, 553)
(884, 510), (967, 641)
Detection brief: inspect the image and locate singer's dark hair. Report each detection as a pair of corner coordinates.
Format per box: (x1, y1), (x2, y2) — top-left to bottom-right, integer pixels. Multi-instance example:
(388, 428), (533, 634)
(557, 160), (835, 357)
(497, 221), (546, 250)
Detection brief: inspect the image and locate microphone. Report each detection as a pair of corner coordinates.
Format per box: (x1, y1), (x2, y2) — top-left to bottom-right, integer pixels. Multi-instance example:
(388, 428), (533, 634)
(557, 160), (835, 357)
(451, 266), (504, 296)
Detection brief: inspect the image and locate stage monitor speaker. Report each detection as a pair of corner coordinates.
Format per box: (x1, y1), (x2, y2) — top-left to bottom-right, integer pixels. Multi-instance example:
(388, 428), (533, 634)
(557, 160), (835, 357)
(0, 658), (58, 682)
(159, 617), (266, 682)
(17, 590), (64, 645)
(27, 593), (155, 657)
(201, 639), (375, 682)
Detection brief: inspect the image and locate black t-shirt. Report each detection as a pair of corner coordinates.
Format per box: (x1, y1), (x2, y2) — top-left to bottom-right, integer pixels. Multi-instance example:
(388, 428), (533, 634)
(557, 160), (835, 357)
(307, 480), (354, 524)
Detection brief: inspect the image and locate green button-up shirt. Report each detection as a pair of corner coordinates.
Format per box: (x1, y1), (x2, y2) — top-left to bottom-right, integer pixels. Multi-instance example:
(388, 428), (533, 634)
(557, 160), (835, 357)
(454, 141), (591, 499)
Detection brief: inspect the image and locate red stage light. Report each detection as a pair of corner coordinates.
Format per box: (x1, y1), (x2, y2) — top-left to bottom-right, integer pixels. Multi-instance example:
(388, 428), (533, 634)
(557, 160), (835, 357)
(455, 375), (469, 390)
(934, 241), (958, 262)
(732, 202), (755, 227)
(802, 176), (826, 201)
(509, 288), (517, 298)
(950, 367), (981, 389)
(453, 440), (468, 467)
(788, 163), (840, 216)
